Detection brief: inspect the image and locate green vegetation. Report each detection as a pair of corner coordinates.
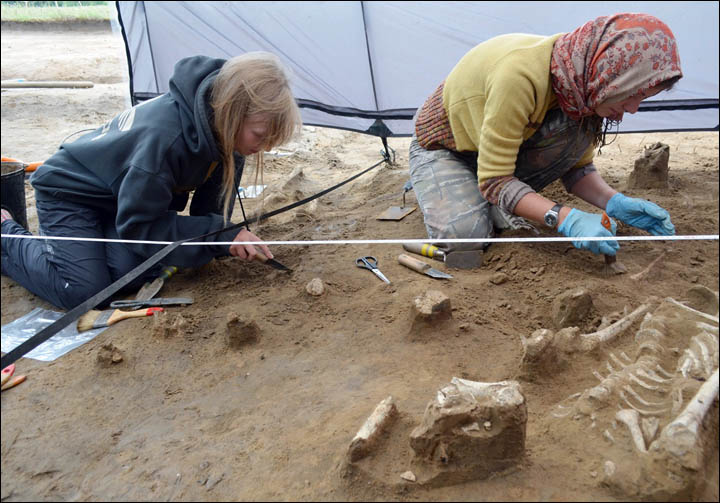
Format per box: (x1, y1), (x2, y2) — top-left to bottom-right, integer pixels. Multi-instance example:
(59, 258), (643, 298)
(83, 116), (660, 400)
(1, 1), (110, 22)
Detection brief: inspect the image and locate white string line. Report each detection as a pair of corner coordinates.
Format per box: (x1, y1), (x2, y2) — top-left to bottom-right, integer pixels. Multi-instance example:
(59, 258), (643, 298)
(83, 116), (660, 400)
(2, 233), (718, 246)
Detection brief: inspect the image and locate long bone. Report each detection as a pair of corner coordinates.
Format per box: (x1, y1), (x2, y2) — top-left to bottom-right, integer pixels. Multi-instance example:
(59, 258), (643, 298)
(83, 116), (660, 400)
(651, 369), (719, 462)
(525, 302), (654, 360)
(572, 303), (654, 352)
(616, 408), (647, 452)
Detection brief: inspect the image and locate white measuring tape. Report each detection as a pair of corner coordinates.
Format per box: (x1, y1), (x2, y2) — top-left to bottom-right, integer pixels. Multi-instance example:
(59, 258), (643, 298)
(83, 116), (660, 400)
(2, 234), (718, 246)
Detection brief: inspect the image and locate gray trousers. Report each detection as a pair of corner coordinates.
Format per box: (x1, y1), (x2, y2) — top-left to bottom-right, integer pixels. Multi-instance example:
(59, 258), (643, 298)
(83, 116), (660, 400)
(408, 108), (599, 252)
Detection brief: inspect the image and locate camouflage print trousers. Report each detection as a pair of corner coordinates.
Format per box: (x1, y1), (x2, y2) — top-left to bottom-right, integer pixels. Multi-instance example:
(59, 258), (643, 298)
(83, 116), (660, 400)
(408, 108), (600, 252)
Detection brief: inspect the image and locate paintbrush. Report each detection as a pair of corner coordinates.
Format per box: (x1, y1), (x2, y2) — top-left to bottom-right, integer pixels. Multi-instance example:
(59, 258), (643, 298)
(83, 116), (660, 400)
(77, 307), (163, 333)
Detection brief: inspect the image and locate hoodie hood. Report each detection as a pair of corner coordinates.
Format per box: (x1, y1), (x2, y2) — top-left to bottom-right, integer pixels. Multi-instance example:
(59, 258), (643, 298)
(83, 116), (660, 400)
(168, 55), (227, 159)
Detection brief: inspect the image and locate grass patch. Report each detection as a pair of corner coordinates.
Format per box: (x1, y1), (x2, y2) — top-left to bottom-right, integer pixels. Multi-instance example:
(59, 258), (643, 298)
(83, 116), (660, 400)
(1, 2), (110, 23)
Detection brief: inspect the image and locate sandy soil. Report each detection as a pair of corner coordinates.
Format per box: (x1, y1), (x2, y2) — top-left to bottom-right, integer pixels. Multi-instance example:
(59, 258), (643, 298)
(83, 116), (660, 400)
(1, 22), (718, 502)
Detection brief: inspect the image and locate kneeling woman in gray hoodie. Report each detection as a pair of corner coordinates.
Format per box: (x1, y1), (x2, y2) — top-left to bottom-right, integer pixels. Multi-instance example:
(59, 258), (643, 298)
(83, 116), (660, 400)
(1, 52), (301, 310)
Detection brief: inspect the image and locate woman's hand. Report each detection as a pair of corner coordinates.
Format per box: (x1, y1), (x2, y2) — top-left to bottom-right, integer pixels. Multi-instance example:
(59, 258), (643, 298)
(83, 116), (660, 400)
(605, 193), (675, 236)
(229, 228), (273, 261)
(558, 208), (619, 255)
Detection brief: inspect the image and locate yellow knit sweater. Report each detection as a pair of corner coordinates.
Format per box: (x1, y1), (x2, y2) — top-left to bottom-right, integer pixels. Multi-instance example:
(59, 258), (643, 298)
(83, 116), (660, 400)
(442, 33), (594, 184)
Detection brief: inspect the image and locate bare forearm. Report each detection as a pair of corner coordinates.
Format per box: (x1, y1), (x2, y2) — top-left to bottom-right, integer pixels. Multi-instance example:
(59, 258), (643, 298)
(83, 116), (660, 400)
(568, 171), (618, 209)
(505, 171), (617, 228)
(513, 192), (572, 227)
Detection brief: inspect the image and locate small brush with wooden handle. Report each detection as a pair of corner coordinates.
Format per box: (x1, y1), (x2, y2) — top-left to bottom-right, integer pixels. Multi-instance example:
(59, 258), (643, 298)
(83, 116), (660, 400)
(77, 307), (163, 332)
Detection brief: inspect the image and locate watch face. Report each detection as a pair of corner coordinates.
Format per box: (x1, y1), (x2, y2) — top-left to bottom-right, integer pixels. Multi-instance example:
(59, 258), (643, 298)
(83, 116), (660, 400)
(544, 212), (557, 227)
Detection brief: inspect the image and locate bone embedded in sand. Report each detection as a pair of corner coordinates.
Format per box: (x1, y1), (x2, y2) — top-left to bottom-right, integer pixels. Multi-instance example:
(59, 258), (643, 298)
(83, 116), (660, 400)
(348, 396), (398, 462)
(400, 471), (416, 482)
(664, 297), (720, 325)
(577, 303), (653, 351)
(685, 286), (720, 316)
(651, 369), (719, 464)
(629, 252), (666, 281)
(615, 408), (647, 453)
(519, 328), (555, 366)
(640, 416), (660, 445)
(409, 378), (527, 480)
(677, 331), (719, 380)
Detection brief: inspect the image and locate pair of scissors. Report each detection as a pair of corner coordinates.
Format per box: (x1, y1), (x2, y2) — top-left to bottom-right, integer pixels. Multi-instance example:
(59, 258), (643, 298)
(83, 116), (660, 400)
(356, 256), (391, 284)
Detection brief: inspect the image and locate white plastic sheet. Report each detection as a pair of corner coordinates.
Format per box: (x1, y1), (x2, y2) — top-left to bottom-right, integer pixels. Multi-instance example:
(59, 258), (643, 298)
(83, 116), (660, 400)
(1, 308), (107, 361)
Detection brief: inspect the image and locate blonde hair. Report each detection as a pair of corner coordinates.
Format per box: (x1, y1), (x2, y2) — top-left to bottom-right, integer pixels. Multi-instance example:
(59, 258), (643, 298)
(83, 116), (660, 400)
(210, 52), (302, 221)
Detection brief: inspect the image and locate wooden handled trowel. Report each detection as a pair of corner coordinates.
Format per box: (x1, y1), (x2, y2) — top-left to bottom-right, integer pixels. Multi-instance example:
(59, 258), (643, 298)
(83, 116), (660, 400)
(398, 254), (452, 279)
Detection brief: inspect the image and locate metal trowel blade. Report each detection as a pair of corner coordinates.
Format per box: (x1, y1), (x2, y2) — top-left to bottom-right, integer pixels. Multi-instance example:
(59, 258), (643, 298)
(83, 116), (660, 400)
(376, 206), (416, 221)
(136, 276), (164, 301)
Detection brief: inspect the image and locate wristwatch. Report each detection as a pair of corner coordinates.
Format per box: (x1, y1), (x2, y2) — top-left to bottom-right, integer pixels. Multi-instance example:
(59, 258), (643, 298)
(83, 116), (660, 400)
(543, 204), (564, 228)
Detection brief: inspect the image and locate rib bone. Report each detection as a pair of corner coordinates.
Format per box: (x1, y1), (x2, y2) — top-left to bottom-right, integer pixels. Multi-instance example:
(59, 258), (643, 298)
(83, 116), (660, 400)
(664, 297), (719, 325)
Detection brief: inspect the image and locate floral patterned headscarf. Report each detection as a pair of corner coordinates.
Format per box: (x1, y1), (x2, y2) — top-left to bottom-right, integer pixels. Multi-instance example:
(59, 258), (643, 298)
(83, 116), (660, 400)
(550, 13), (683, 121)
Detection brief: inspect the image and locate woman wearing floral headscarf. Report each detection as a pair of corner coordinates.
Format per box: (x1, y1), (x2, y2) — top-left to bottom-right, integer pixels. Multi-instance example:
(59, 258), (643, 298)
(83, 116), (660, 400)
(409, 13), (682, 257)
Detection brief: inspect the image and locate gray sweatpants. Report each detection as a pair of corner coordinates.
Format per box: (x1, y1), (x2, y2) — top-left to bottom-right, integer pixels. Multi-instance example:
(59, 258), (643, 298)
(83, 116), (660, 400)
(408, 108), (598, 252)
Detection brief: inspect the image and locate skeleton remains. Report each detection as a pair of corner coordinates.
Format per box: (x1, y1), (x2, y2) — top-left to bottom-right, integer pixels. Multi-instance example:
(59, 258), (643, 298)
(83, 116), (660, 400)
(543, 287), (719, 500)
(343, 287), (717, 498)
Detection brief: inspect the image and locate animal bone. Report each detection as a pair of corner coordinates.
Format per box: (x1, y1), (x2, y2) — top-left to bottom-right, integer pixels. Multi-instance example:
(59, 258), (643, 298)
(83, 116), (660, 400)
(616, 409), (647, 453)
(630, 252), (666, 281)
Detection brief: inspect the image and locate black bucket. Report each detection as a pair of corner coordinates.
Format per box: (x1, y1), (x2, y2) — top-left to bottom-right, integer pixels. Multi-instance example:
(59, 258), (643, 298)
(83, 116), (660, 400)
(1, 161), (29, 230)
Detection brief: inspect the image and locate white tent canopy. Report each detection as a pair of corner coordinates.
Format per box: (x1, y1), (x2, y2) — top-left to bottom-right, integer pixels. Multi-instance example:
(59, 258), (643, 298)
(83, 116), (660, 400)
(115, 1), (719, 137)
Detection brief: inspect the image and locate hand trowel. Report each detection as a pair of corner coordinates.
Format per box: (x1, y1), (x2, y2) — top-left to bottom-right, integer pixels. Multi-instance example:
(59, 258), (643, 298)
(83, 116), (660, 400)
(132, 265), (178, 308)
(398, 254), (453, 279)
(376, 180), (416, 220)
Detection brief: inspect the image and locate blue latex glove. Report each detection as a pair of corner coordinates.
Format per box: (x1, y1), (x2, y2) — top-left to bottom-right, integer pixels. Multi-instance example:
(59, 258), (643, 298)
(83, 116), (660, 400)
(605, 193), (675, 236)
(558, 208), (619, 256)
